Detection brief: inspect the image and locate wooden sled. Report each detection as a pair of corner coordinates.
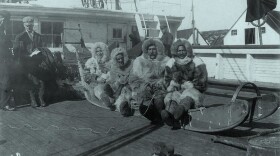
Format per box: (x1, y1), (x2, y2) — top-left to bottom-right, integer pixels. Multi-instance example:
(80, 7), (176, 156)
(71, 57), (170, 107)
(184, 82), (279, 133)
(232, 82), (279, 122)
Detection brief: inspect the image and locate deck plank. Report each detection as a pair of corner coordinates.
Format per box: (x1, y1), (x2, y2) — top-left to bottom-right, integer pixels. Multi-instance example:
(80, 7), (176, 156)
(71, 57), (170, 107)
(1, 95), (279, 156)
(0, 112), (40, 155)
(14, 105), (92, 156)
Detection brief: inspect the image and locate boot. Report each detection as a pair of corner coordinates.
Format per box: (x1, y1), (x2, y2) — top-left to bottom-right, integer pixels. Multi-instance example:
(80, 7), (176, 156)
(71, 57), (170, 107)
(153, 96), (165, 113)
(119, 101), (134, 117)
(29, 91), (38, 108)
(161, 110), (174, 127)
(179, 96), (195, 111)
(100, 93), (115, 111)
(103, 84), (114, 98)
(139, 104), (162, 125)
(173, 105), (185, 120)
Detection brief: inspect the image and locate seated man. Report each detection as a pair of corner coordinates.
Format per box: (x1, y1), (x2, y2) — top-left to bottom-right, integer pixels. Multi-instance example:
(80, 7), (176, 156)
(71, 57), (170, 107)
(162, 39), (208, 128)
(84, 42), (112, 109)
(102, 47), (134, 116)
(129, 38), (170, 124)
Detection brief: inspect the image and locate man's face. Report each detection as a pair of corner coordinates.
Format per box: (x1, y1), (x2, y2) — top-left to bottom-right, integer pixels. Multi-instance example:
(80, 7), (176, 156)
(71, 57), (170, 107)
(177, 45), (192, 59)
(95, 47), (103, 57)
(24, 22), (34, 32)
(115, 53), (125, 66)
(177, 45), (187, 59)
(147, 45), (157, 60)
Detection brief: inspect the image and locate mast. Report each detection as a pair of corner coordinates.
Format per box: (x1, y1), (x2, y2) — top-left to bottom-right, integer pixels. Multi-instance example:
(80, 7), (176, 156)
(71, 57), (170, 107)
(191, 0), (196, 45)
(134, 0), (138, 12)
(257, 20), (263, 45)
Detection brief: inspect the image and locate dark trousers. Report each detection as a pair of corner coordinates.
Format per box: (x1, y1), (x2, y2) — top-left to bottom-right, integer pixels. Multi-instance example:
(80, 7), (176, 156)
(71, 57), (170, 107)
(139, 96), (165, 122)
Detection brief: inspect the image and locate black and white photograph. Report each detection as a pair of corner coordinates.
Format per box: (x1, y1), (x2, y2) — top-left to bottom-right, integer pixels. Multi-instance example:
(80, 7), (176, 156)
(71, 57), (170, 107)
(0, 0), (279, 155)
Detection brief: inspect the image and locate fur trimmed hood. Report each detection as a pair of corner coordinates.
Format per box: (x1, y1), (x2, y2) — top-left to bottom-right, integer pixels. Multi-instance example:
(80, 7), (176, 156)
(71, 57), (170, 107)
(171, 38), (193, 57)
(88, 42), (110, 63)
(111, 47), (129, 67)
(141, 38), (166, 61)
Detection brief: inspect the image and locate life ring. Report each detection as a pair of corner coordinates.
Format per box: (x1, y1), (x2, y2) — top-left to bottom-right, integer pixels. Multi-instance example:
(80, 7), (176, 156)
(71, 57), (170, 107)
(250, 16), (267, 27)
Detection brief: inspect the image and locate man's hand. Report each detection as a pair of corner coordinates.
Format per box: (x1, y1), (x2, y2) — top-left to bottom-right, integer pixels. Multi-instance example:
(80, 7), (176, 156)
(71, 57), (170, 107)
(97, 77), (106, 83)
(118, 74), (129, 85)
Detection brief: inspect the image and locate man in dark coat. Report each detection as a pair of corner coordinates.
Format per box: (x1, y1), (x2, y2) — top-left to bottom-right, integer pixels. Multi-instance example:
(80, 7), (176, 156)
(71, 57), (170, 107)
(0, 10), (15, 111)
(160, 24), (173, 57)
(13, 16), (45, 107)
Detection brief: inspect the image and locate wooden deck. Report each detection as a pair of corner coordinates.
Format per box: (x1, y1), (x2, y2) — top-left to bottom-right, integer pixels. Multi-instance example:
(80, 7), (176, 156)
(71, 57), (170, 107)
(0, 95), (279, 156)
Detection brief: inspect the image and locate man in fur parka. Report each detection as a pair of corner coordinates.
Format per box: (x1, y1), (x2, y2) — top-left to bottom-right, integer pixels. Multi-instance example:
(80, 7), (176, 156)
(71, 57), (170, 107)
(103, 47), (134, 116)
(129, 38), (170, 124)
(84, 42), (114, 110)
(161, 39), (208, 128)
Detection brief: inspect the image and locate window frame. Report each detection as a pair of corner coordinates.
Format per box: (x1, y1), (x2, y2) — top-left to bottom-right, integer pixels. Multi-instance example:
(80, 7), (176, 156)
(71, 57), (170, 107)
(231, 29), (237, 36)
(261, 27), (266, 33)
(112, 28), (123, 39)
(40, 21), (64, 48)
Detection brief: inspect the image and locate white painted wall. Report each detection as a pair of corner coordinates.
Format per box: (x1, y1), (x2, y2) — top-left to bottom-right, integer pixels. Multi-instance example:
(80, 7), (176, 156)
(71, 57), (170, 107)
(64, 21), (108, 44)
(195, 54), (216, 78)
(193, 48), (280, 83)
(224, 13), (280, 45)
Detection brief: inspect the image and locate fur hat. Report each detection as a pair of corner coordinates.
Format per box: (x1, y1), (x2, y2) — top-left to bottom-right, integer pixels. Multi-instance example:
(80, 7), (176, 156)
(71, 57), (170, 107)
(88, 42), (110, 63)
(141, 38), (165, 60)
(171, 38), (193, 57)
(111, 47), (129, 67)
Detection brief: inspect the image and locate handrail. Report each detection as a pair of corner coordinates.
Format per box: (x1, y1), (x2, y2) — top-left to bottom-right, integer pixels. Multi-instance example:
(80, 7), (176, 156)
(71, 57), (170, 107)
(192, 45), (280, 49)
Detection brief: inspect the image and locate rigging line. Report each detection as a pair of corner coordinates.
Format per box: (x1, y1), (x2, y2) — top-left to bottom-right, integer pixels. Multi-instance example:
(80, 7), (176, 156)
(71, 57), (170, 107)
(224, 9), (247, 38)
(267, 13), (280, 26)
(195, 28), (210, 45)
(267, 12), (280, 23)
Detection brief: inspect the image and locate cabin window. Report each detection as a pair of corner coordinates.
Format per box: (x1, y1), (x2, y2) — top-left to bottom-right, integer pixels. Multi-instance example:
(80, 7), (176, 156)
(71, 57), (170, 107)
(245, 28), (255, 44)
(231, 29), (237, 36)
(41, 21), (63, 48)
(261, 27), (266, 33)
(6, 20), (25, 42)
(113, 28), (122, 39)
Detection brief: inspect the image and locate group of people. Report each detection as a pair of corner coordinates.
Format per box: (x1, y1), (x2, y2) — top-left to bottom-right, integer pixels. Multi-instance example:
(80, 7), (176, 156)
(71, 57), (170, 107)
(83, 37), (208, 129)
(0, 11), (66, 111)
(0, 10), (208, 129)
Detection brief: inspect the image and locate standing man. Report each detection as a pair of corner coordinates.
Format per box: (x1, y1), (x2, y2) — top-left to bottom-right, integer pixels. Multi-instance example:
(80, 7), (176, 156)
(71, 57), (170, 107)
(160, 24), (173, 57)
(13, 16), (45, 107)
(0, 10), (15, 111)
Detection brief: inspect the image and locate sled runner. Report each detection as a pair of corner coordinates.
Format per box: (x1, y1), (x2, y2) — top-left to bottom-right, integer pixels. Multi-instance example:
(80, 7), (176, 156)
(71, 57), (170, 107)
(184, 82), (279, 133)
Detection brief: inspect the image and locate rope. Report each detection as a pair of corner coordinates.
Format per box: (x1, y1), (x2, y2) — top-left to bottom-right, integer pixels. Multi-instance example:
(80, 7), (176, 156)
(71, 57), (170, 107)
(267, 13), (280, 28)
(224, 9), (247, 37)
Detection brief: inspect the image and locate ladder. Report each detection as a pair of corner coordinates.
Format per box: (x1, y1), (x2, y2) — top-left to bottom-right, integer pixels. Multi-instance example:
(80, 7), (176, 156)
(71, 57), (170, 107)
(135, 13), (162, 41)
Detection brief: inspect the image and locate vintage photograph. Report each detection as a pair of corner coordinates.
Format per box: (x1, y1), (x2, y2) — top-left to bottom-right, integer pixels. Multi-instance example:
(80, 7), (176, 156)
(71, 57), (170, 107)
(0, 0), (279, 155)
